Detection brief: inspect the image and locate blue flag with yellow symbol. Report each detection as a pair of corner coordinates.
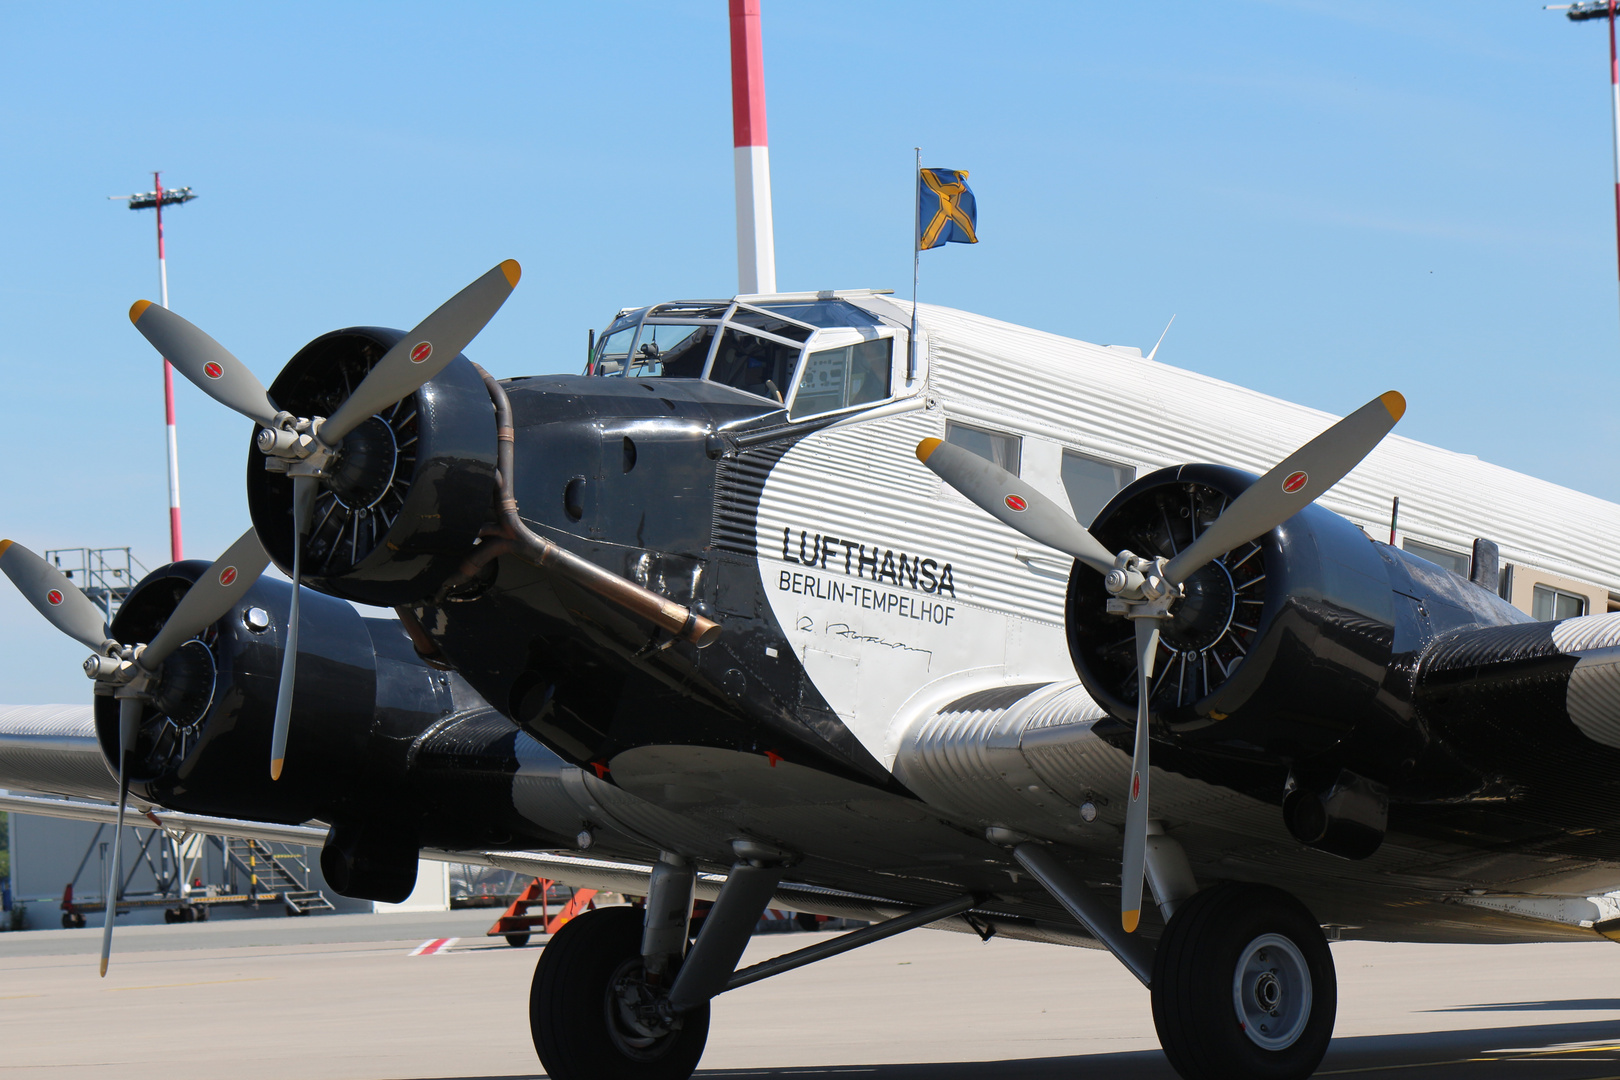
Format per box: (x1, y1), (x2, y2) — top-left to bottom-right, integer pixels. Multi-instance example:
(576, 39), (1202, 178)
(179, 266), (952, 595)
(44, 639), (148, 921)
(918, 168), (978, 250)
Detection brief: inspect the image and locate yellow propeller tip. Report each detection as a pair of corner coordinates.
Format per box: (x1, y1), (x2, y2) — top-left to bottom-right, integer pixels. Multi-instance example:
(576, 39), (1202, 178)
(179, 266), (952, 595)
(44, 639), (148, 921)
(916, 437), (943, 463)
(129, 299), (153, 324)
(1122, 909), (1140, 933)
(99, 959), (108, 977)
(0, 539), (11, 558)
(500, 260), (521, 287)
(270, 759), (284, 781)
(1380, 390), (1406, 421)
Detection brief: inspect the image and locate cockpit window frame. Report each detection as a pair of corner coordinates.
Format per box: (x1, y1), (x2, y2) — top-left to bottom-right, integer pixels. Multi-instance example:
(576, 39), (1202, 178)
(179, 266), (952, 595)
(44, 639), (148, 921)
(588, 299), (900, 418)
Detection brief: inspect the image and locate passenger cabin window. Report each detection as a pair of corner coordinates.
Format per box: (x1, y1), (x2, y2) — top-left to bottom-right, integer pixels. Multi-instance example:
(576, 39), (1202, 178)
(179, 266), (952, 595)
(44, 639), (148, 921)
(1533, 584), (1587, 621)
(708, 326), (802, 403)
(1061, 450), (1134, 525)
(789, 338), (893, 419)
(1402, 539), (1470, 578)
(945, 421), (1021, 475)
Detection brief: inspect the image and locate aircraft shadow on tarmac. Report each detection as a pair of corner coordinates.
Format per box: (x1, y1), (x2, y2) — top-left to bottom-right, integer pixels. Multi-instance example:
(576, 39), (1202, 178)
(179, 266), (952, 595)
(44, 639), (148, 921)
(387, 1014), (1620, 1080)
(679, 1015), (1620, 1080)
(1428, 998), (1620, 1013)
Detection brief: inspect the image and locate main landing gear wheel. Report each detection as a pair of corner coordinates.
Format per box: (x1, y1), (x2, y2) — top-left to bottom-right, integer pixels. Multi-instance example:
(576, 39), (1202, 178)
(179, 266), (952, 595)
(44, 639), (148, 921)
(1150, 882), (1336, 1080)
(530, 905), (709, 1080)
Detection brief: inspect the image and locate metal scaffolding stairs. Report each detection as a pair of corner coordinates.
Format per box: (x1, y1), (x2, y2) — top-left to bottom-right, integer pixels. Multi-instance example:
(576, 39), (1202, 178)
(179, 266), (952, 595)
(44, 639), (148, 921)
(224, 837), (335, 915)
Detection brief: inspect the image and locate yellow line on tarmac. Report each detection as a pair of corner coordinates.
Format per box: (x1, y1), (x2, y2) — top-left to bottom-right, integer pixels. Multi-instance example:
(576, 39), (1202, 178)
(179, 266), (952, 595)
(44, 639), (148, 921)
(1319, 1059), (1493, 1075)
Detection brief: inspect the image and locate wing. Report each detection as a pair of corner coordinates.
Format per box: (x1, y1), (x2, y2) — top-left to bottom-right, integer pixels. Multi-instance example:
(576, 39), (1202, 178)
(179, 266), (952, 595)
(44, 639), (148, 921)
(0, 704), (117, 802)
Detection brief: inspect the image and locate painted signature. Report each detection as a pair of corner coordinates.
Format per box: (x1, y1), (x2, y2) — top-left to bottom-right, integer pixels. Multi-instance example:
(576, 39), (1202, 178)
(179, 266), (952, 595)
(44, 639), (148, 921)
(796, 616), (933, 661)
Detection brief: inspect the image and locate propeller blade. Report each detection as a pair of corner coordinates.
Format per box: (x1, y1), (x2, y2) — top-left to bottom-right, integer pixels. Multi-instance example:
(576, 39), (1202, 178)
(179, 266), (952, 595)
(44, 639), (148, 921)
(0, 540), (117, 654)
(916, 438), (1117, 576)
(1121, 617), (1161, 933)
(100, 695), (141, 977)
(142, 529), (272, 670)
(269, 477), (317, 780)
(321, 260), (521, 445)
(128, 302), (280, 428)
(1163, 392), (1405, 585)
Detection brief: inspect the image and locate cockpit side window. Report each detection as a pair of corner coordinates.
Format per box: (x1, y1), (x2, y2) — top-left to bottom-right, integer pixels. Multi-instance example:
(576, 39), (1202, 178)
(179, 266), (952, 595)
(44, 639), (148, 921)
(789, 337), (893, 419)
(594, 325), (639, 376)
(708, 326), (801, 403)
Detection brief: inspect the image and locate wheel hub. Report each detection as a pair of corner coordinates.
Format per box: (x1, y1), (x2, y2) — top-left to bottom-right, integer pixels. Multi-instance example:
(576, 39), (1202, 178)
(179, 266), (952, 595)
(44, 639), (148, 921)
(604, 957), (681, 1061)
(1232, 932), (1312, 1051)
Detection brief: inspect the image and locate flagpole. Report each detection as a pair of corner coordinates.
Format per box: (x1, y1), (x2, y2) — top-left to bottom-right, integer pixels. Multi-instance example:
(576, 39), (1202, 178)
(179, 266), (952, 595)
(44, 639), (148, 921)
(909, 147), (921, 383)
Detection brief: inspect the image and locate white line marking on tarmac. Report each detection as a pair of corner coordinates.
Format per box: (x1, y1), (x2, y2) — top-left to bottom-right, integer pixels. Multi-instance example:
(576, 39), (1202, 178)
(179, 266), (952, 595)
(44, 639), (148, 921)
(409, 937), (458, 956)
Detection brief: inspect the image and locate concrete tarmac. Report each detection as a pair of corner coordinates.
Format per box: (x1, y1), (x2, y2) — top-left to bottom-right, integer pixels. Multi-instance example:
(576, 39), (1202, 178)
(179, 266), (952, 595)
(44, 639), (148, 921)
(4, 909), (1620, 1078)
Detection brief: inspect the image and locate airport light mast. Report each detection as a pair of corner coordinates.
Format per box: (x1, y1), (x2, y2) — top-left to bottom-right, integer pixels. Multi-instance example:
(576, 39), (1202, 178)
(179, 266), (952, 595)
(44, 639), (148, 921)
(1549, 2), (1620, 335)
(111, 175), (196, 563)
(730, 0), (776, 295)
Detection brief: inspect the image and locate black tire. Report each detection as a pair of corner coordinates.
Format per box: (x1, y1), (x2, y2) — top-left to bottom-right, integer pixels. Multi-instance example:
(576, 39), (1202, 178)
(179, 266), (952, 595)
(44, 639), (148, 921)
(530, 905), (709, 1080)
(504, 932), (531, 948)
(1151, 882), (1336, 1080)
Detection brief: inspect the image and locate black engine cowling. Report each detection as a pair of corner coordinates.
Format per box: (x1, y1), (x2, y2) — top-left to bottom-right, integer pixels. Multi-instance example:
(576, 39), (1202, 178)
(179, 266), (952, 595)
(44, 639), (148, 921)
(96, 560), (456, 826)
(245, 326), (498, 607)
(1066, 464), (1400, 765)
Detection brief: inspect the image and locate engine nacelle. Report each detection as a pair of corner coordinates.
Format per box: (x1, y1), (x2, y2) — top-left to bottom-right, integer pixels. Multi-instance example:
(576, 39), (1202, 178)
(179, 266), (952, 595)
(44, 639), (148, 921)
(245, 326), (498, 607)
(95, 559), (459, 827)
(1066, 464), (1401, 766)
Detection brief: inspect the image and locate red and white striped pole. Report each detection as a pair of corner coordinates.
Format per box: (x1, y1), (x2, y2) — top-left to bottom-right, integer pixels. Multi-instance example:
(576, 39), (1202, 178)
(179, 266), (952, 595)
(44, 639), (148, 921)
(729, 0), (776, 295)
(1608, 0), (1620, 325)
(154, 171), (184, 562)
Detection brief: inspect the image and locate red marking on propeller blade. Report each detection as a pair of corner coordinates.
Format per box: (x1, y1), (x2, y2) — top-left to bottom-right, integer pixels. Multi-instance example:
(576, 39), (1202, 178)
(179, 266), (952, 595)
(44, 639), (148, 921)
(218, 566), (238, 587)
(203, 361), (224, 380)
(410, 342), (432, 364)
(1131, 772), (1141, 800)
(1005, 494), (1028, 512)
(1282, 470), (1308, 494)
(46, 589), (63, 606)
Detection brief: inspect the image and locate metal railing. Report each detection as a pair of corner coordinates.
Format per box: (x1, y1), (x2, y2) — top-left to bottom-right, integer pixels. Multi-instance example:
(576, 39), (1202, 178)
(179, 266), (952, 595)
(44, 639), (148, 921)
(42, 548), (149, 622)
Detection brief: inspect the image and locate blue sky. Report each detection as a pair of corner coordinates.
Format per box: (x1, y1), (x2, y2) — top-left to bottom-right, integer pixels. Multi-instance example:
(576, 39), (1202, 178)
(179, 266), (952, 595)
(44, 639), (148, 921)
(0, 0), (1614, 702)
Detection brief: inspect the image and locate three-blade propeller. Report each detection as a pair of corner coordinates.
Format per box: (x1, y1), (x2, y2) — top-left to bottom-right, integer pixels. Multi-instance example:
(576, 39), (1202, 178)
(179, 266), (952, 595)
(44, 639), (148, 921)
(0, 531), (269, 974)
(918, 390), (1405, 931)
(129, 260), (522, 779)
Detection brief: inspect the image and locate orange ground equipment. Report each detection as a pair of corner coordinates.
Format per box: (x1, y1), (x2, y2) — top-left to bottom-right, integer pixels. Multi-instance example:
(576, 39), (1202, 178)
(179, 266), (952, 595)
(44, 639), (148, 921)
(486, 878), (598, 947)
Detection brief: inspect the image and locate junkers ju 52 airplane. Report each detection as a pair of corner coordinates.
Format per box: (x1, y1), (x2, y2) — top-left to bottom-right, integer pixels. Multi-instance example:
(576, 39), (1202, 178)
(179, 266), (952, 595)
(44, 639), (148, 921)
(7, 263), (1620, 1080)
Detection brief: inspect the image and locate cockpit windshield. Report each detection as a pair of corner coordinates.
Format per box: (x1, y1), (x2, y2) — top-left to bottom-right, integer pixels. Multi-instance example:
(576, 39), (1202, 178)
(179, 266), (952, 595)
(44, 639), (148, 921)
(627, 324), (714, 378)
(588, 295), (900, 416)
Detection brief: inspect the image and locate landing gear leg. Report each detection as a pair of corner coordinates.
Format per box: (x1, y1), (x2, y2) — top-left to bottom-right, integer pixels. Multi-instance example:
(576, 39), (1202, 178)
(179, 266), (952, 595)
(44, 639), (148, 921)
(1151, 882), (1336, 1080)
